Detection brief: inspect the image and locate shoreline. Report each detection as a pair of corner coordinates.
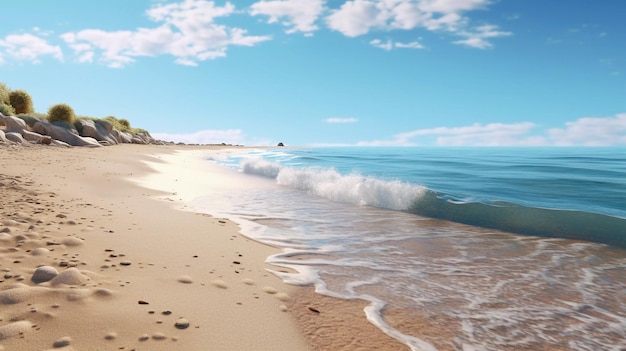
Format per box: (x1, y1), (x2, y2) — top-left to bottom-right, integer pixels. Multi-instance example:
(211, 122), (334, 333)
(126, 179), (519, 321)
(0, 143), (406, 350)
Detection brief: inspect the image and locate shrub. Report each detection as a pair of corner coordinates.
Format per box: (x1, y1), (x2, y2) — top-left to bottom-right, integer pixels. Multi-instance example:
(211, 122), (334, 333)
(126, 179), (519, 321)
(0, 82), (9, 105)
(9, 90), (34, 114)
(103, 115), (132, 132)
(48, 103), (75, 124)
(0, 103), (15, 116)
(119, 119), (131, 129)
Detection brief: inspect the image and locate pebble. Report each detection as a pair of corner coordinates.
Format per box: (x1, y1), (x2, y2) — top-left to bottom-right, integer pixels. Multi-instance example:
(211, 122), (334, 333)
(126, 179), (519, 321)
(120, 261), (132, 266)
(177, 275), (193, 284)
(31, 266), (59, 284)
(211, 280), (228, 289)
(53, 336), (71, 348)
(152, 332), (167, 340)
(175, 318), (190, 329)
(104, 332), (117, 340)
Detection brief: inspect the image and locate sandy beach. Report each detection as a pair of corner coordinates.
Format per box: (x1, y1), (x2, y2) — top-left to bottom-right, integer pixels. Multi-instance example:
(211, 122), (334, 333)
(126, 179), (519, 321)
(0, 143), (404, 351)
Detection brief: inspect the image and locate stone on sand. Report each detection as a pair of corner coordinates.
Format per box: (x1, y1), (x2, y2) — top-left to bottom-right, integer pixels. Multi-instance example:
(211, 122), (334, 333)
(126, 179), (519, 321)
(32, 265), (59, 284)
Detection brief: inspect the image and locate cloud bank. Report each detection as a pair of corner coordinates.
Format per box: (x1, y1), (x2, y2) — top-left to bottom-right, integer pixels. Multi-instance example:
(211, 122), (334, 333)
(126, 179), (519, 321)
(0, 0), (511, 67)
(358, 114), (626, 146)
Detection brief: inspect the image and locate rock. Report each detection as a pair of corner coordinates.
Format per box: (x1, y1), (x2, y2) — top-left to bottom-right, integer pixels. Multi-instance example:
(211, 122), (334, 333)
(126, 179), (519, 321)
(5, 132), (25, 144)
(112, 129), (133, 143)
(0, 115), (27, 132)
(76, 119), (117, 145)
(21, 130), (46, 143)
(50, 139), (71, 147)
(33, 121), (102, 147)
(0, 130), (7, 143)
(32, 266), (59, 284)
(174, 318), (190, 329)
(53, 336), (71, 348)
(277, 142), (285, 146)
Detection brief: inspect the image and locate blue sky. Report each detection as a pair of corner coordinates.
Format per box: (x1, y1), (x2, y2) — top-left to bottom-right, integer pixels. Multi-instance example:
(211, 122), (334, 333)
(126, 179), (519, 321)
(1, 0), (625, 146)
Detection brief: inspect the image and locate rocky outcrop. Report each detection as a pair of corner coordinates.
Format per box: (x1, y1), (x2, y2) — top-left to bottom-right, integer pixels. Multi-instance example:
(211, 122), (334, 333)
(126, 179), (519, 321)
(5, 132), (25, 144)
(0, 111), (162, 147)
(0, 114), (27, 132)
(33, 121), (101, 148)
(21, 130), (52, 144)
(76, 119), (118, 145)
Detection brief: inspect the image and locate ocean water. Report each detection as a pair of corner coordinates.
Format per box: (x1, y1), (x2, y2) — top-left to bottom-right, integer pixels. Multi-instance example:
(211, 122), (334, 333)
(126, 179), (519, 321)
(190, 147), (626, 351)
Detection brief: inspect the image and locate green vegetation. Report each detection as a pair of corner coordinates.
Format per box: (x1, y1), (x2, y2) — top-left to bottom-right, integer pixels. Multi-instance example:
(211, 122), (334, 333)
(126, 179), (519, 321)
(9, 90), (34, 114)
(48, 103), (76, 125)
(1, 80), (150, 137)
(0, 103), (15, 116)
(0, 83), (9, 105)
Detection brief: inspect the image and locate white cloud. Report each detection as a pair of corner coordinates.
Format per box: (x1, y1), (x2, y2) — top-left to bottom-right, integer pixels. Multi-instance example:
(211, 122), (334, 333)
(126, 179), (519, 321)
(370, 38), (393, 50)
(151, 129), (248, 145)
(326, 117), (358, 123)
(357, 114), (626, 146)
(325, 0), (388, 37)
(0, 33), (63, 64)
(61, 0), (271, 67)
(371, 38), (424, 50)
(453, 24), (512, 49)
(547, 114), (626, 146)
(326, 0), (509, 49)
(250, 0), (325, 34)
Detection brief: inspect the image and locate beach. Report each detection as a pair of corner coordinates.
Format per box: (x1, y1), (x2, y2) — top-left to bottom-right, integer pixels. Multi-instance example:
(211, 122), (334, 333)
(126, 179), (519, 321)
(0, 143), (405, 351)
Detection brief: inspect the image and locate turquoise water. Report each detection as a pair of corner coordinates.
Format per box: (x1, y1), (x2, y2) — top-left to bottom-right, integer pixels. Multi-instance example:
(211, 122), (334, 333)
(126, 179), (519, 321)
(193, 147), (626, 350)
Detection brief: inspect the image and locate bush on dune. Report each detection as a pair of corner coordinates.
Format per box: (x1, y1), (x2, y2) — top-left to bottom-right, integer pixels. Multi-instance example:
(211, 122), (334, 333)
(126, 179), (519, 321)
(48, 103), (76, 126)
(9, 90), (34, 114)
(0, 83), (9, 106)
(0, 103), (15, 116)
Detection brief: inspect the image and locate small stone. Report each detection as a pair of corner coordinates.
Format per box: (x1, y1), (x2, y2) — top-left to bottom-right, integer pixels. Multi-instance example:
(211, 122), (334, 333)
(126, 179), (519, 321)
(120, 261), (132, 266)
(174, 318), (190, 329)
(211, 280), (228, 289)
(177, 275), (192, 284)
(138, 300), (149, 305)
(152, 332), (167, 340)
(162, 310), (172, 315)
(32, 266), (59, 284)
(53, 336), (71, 348)
(104, 332), (118, 340)
(138, 334), (150, 341)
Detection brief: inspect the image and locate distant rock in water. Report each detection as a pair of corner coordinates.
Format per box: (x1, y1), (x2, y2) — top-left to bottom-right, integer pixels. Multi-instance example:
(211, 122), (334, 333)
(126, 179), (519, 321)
(277, 142), (285, 147)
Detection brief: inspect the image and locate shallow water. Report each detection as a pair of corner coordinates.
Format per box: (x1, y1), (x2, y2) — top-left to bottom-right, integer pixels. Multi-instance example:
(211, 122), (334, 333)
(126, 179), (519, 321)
(190, 147), (626, 350)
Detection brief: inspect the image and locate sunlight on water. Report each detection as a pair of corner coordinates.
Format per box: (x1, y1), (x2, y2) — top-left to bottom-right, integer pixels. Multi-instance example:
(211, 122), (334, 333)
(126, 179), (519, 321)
(194, 147), (626, 350)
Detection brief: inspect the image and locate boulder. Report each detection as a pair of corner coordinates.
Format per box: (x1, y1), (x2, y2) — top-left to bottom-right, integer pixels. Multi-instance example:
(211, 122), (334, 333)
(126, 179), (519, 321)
(0, 130), (7, 143)
(0, 115), (27, 132)
(33, 121), (101, 147)
(5, 132), (25, 144)
(50, 139), (71, 147)
(32, 266), (59, 284)
(21, 130), (46, 143)
(76, 119), (117, 145)
(112, 129), (133, 143)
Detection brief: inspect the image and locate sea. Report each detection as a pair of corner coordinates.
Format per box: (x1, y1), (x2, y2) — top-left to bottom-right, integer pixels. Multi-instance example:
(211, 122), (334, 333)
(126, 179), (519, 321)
(188, 147), (626, 351)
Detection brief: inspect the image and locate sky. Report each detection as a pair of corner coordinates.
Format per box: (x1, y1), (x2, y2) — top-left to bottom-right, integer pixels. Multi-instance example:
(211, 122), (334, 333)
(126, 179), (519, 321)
(1, 0), (625, 146)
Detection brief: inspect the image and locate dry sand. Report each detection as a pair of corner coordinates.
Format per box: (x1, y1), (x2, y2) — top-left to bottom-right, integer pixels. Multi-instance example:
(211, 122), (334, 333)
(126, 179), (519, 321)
(0, 143), (406, 351)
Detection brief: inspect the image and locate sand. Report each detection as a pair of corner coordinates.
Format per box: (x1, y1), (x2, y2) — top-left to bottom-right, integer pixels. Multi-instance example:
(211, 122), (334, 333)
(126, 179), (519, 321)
(0, 142), (406, 351)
